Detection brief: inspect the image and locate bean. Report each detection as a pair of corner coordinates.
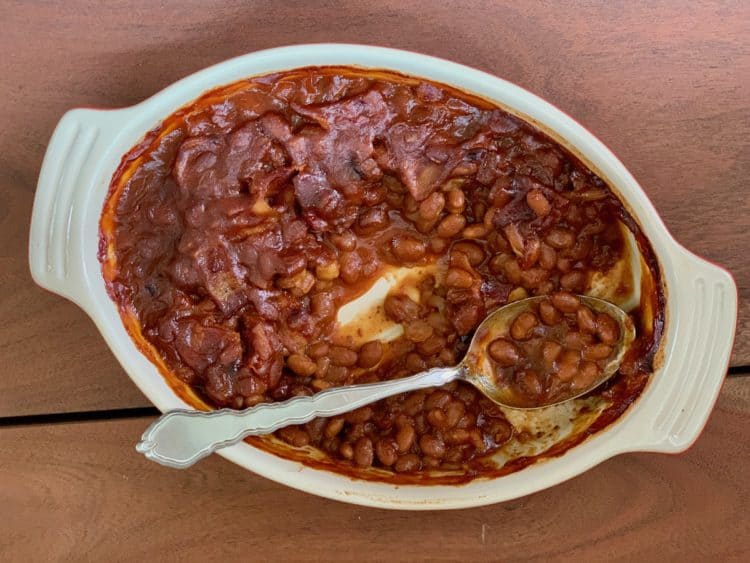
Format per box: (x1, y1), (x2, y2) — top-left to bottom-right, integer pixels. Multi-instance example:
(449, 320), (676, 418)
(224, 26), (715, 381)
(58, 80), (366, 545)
(311, 379), (331, 391)
(315, 260), (340, 281)
(550, 291), (580, 313)
(358, 340), (384, 368)
(564, 331), (594, 350)
(430, 237), (449, 253)
(330, 230), (357, 251)
(446, 267), (475, 288)
(567, 237), (593, 261)
(510, 311), (538, 341)
(596, 313), (620, 345)
(396, 424), (416, 452)
(403, 392), (426, 415)
(357, 207), (390, 234)
(395, 453), (421, 472)
(445, 401), (466, 428)
(437, 214), (467, 237)
(415, 216), (439, 234)
(545, 228), (576, 249)
(339, 443), (354, 460)
(286, 354), (317, 377)
(425, 390), (451, 410)
(557, 257), (573, 273)
(405, 352), (427, 372)
(445, 189), (465, 213)
(419, 434), (446, 458)
(536, 280), (555, 295)
(329, 346), (359, 367)
(526, 189), (551, 217)
(306, 341), (329, 359)
(417, 334), (446, 356)
(508, 287), (528, 302)
(473, 201), (487, 221)
(556, 349), (580, 382)
(315, 356), (331, 378)
(439, 349), (457, 365)
(456, 410), (477, 428)
(278, 426), (310, 448)
(488, 253), (509, 275)
(346, 406), (374, 425)
(560, 349), (581, 365)
(583, 343), (614, 361)
(423, 456), (441, 469)
(503, 259), (522, 284)
(469, 428), (485, 450)
(362, 183), (387, 206)
(281, 269), (315, 296)
(518, 369), (543, 397)
(461, 223), (489, 239)
(244, 394), (265, 408)
(346, 423), (365, 442)
(426, 408), (448, 428)
(384, 294), (420, 322)
(576, 306), (598, 333)
(445, 428), (471, 445)
(326, 365), (350, 382)
(491, 419), (512, 444)
(452, 241), (485, 266)
(353, 437), (374, 467)
(339, 251), (361, 284)
(539, 243), (557, 270)
(392, 235), (427, 261)
(403, 193), (419, 214)
(325, 417), (345, 438)
(539, 299), (563, 325)
(404, 320), (434, 342)
(520, 268), (548, 288)
(488, 338), (520, 367)
(418, 192), (445, 221)
(483, 207), (497, 229)
(542, 340), (563, 370)
(375, 439), (398, 466)
(572, 361), (601, 390)
(560, 270), (586, 292)
(310, 291), (335, 318)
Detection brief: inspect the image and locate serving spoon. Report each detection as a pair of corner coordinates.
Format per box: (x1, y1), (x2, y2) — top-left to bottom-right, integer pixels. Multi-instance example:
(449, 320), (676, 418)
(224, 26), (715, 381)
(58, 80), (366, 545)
(136, 295), (634, 468)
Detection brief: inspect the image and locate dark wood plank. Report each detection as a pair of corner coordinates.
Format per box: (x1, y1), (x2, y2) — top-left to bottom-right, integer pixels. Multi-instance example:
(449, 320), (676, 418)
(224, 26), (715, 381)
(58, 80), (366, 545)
(1, 378), (747, 561)
(1, 0), (747, 416)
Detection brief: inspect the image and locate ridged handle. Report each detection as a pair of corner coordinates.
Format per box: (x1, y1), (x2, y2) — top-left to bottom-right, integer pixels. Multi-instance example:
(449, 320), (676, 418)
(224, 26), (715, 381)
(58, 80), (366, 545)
(136, 366), (460, 468)
(633, 249), (737, 452)
(29, 109), (121, 310)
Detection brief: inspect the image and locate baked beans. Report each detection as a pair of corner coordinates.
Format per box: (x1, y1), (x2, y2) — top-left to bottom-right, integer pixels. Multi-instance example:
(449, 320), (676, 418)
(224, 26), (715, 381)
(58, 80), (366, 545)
(101, 67), (661, 478)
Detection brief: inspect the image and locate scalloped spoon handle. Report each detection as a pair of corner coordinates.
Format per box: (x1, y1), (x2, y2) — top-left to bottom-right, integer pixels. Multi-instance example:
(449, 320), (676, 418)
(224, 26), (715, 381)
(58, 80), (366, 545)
(136, 366), (460, 468)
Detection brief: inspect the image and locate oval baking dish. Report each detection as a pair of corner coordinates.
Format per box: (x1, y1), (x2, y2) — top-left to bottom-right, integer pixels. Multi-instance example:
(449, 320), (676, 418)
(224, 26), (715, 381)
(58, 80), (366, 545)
(29, 44), (737, 509)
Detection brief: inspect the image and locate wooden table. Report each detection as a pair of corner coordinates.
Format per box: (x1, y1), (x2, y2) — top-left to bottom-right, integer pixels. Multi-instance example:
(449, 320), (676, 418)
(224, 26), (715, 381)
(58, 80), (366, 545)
(1, 1), (748, 560)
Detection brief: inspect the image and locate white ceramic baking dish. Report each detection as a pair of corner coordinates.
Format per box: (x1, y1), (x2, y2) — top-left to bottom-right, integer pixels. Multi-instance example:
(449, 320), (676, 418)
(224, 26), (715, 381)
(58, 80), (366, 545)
(29, 44), (737, 510)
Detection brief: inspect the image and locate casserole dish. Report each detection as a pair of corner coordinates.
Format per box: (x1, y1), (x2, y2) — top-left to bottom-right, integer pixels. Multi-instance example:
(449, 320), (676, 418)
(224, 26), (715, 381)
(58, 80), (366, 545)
(29, 44), (737, 509)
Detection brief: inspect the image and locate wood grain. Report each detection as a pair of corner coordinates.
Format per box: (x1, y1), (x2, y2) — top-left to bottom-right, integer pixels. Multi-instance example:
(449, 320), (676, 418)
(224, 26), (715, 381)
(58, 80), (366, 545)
(1, 378), (747, 561)
(0, 0), (748, 417)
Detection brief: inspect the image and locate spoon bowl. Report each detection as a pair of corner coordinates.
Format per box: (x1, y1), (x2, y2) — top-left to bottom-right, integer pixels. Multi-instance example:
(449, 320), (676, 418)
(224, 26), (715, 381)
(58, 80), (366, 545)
(462, 295), (636, 409)
(136, 295), (635, 468)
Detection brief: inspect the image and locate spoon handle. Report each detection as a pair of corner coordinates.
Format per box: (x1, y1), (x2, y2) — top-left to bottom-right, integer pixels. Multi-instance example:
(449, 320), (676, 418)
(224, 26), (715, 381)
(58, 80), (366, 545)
(136, 366), (461, 468)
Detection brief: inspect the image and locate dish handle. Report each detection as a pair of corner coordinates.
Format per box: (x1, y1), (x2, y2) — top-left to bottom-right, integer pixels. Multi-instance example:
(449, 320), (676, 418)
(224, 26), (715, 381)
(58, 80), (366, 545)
(29, 108), (125, 312)
(628, 248), (738, 453)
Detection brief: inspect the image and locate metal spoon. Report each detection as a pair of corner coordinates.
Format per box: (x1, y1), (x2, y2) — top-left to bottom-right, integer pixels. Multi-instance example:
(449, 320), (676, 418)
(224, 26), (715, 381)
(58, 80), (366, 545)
(136, 295), (635, 468)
